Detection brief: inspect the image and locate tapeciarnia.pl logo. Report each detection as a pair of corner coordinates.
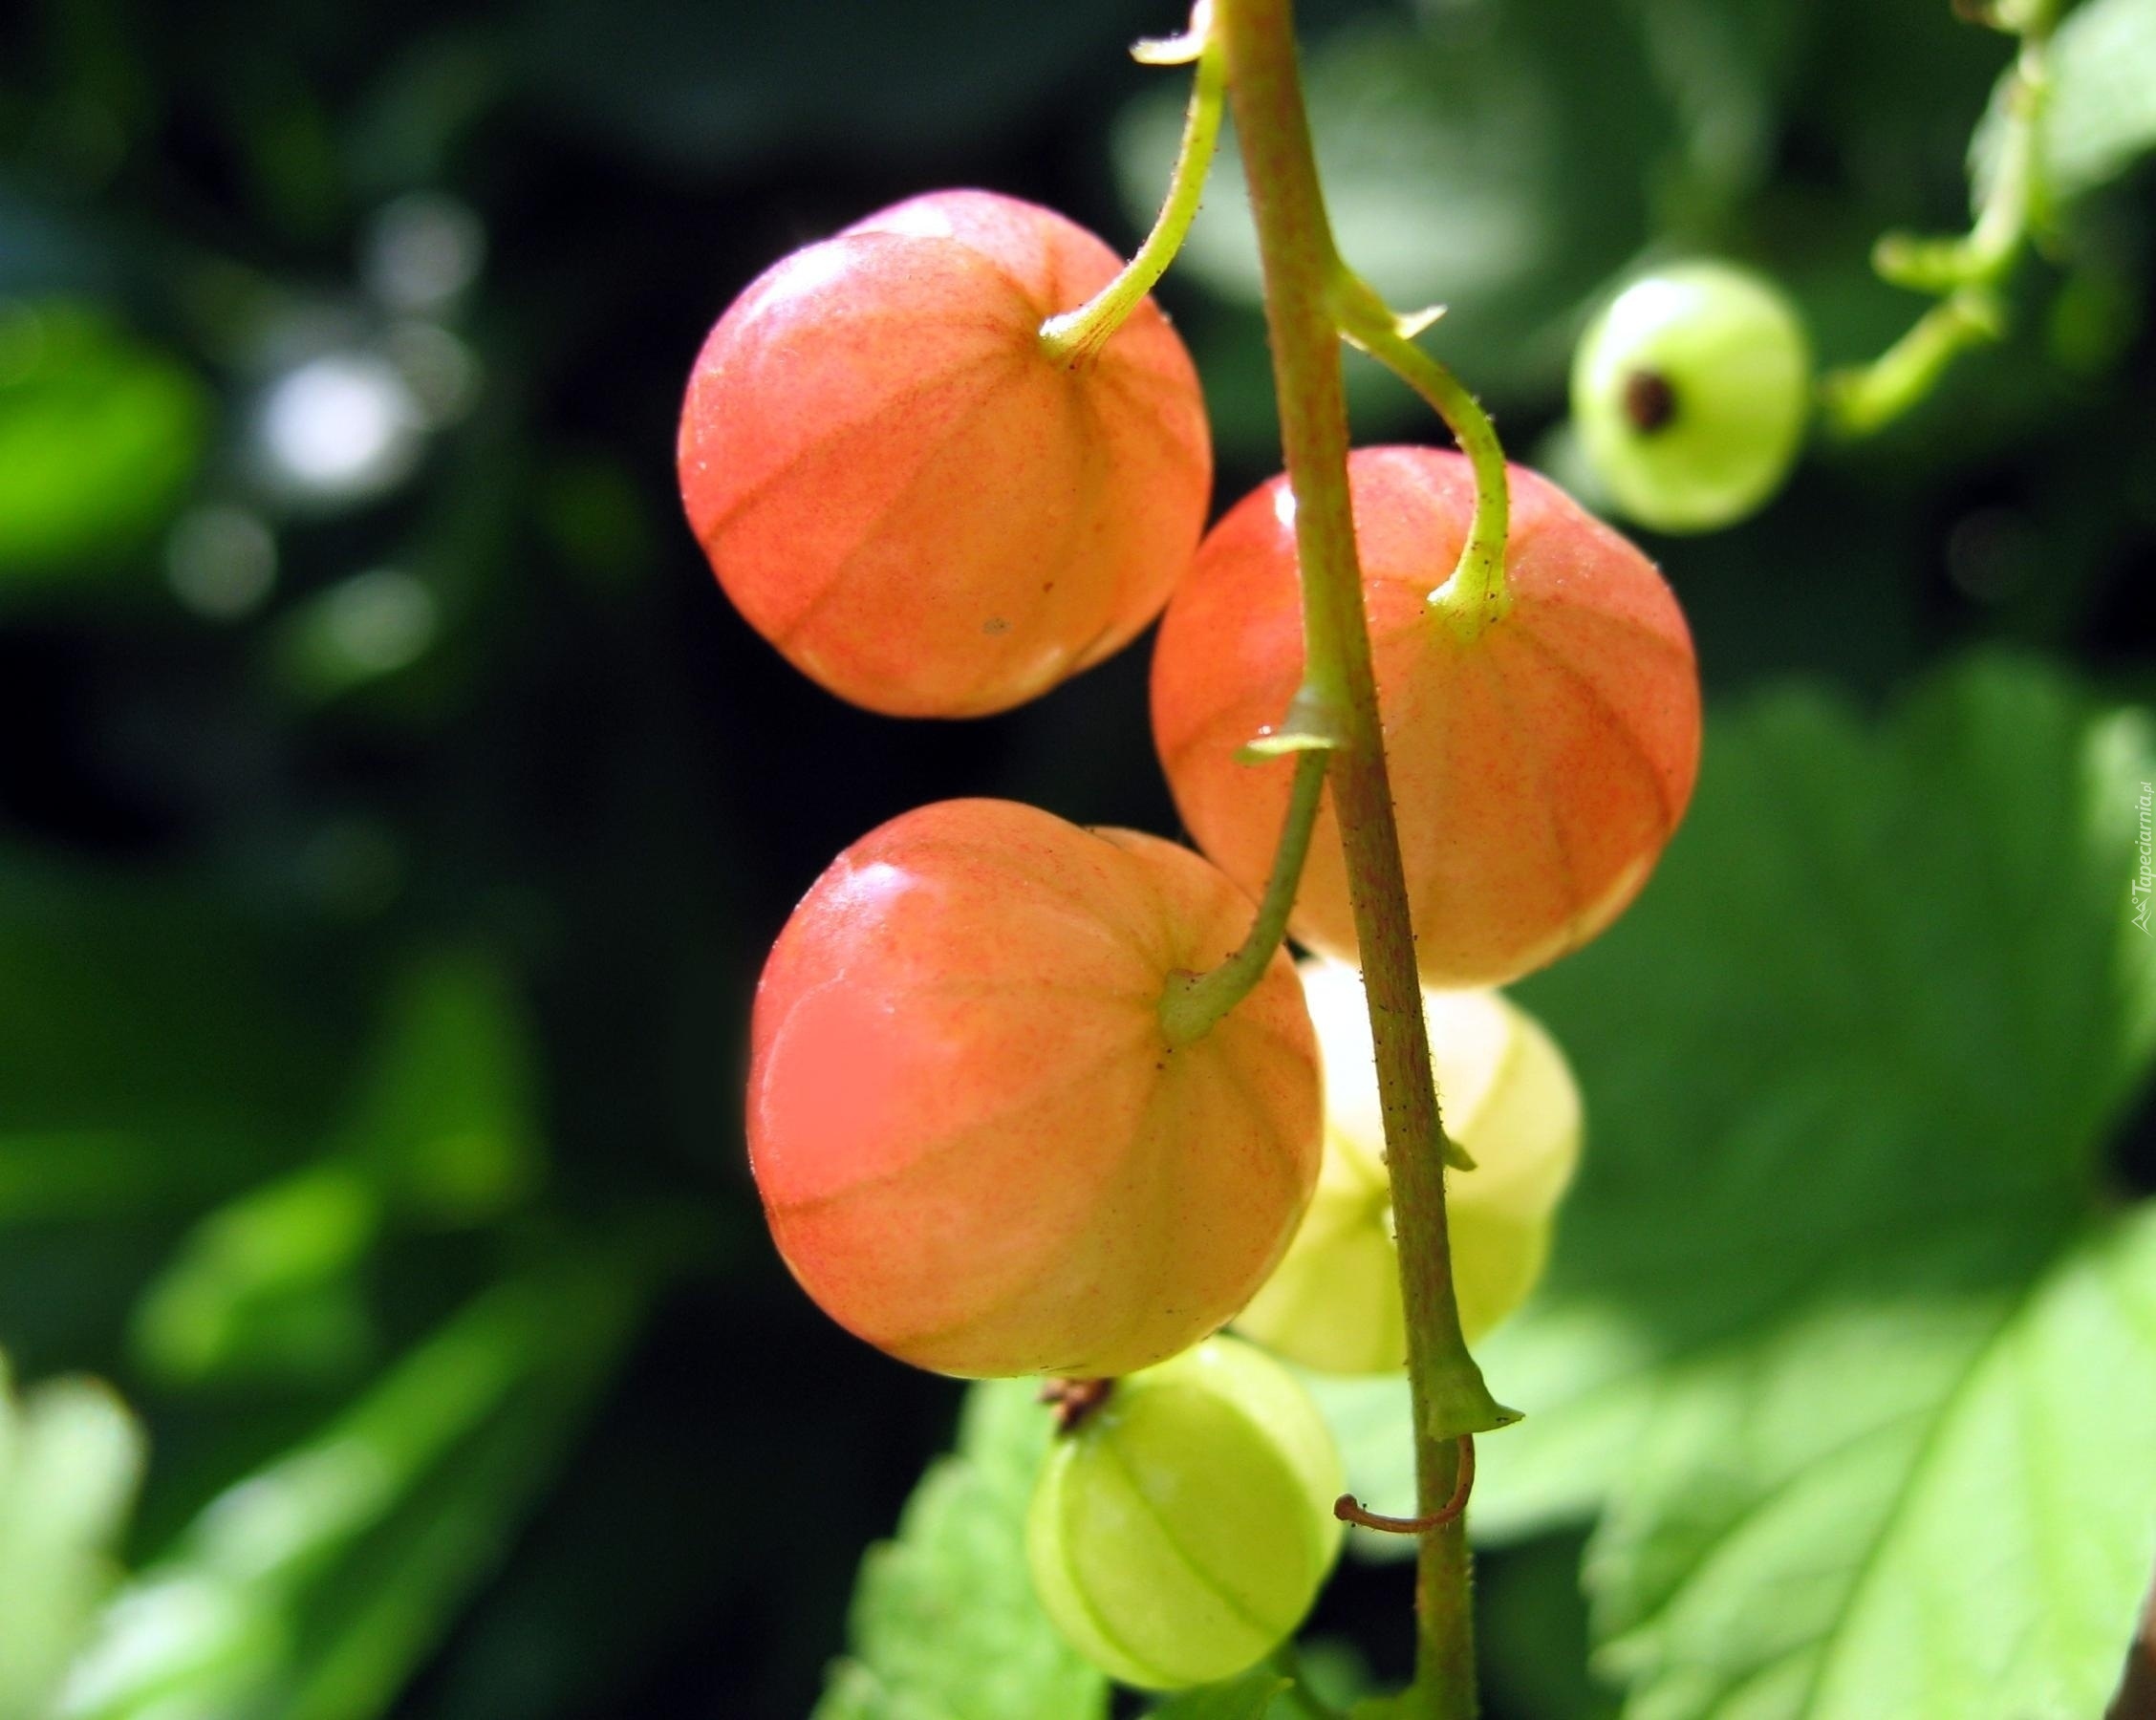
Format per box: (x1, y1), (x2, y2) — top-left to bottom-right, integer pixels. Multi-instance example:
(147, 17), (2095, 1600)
(2135, 782), (2154, 936)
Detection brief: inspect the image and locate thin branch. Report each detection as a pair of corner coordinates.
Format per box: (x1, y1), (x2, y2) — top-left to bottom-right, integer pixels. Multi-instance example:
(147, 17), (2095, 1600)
(1335, 1436), (1477, 1535)
(1159, 749), (1328, 1046)
(1040, 5), (1224, 367)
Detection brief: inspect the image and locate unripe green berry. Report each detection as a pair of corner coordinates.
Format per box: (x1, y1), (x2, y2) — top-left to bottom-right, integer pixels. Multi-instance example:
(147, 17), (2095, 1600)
(1571, 261), (1810, 534)
(1025, 1337), (1343, 1689)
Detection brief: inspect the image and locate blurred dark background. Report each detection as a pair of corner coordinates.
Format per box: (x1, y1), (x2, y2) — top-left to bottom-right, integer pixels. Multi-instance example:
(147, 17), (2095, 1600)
(1, 0), (2151, 1715)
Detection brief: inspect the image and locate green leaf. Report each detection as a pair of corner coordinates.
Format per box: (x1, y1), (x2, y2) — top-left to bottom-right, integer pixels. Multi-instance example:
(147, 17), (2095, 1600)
(275, 1267), (641, 1720)
(331, 951), (545, 1223)
(2037, 0), (2156, 200)
(0, 1356), (143, 1720)
(129, 1164), (381, 1386)
(1455, 653), (2156, 1717)
(272, 570), (445, 701)
(0, 851), (350, 1243)
(1477, 1533), (1620, 1720)
(126, 950), (542, 1385)
(1630, 0), (1807, 206)
(1144, 1665), (1292, 1719)
(0, 301), (207, 584)
(65, 1258), (642, 1720)
(0, 858), (332, 1161)
(1973, 0), (2156, 207)
(815, 1380), (1108, 1720)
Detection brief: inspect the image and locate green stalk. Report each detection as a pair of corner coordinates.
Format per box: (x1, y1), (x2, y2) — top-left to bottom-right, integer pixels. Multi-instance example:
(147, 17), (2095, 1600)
(1333, 291), (1512, 641)
(1822, 10), (2055, 435)
(1214, 2), (1512, 1713)
(1040, 17), (1226, 366)
(1159, 749), (1326, 1047)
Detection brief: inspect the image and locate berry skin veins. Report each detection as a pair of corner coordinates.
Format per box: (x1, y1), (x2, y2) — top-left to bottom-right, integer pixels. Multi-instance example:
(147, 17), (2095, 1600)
(1152, 446), (1702, 990)
(679, 190), (1212, 718)
(745, 799), (1321, 1381)
(1025, 1336), (1344, 1689)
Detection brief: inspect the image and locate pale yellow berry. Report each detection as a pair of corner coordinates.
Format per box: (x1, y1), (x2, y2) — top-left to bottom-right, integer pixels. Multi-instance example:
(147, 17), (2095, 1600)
(1236, 957), (1583, 1373)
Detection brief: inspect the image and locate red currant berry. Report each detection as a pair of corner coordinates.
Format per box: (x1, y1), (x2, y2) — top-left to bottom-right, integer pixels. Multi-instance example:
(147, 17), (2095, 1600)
(679, 191), (1211, 718)
(1152, 447), (1701, 989)
(747, 799), (1321, 1378)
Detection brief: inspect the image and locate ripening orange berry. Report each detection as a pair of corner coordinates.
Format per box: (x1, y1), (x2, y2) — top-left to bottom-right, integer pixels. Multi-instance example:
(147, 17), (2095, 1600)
(747, 799), (1321, 1379)
(1151, 447), (1701, 989)
(679, 190), (1211, 718)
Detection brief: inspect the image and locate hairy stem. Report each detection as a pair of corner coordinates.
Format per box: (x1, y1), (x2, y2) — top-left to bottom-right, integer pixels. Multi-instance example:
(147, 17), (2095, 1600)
(1040, 11), (1224, 366)
(1333, 290), (1512, 640)
(1216, 1), (1512, 1712)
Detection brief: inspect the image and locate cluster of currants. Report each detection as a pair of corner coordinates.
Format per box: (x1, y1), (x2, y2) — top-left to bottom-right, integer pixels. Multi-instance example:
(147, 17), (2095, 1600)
(679, 190), (1704, 1688)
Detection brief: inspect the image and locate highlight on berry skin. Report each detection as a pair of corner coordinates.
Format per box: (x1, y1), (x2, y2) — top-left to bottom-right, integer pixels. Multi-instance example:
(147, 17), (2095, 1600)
(1025, 1336), (1345, 1689)
(1237, 957), (1585, 1375)
(744, 798), (1321, 1381)
(1152, 445), (1703, 991)
(1570, 261), (1812, 535)
(678, 189), (1212, 719)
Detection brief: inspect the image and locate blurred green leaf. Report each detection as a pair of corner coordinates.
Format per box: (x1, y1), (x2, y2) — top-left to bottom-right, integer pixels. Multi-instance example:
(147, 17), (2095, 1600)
(330, 951), (544, 1223)
(1476, 1533), (1619, 1720)
(0, 301), (206, 584)
(0, 1357), (143, 1720)
(66, 1258), (642, 1720)
(346, 30), (509, 195)
(127, 950), (541, 1385)
(1291, 1639), (1377, 1713)
(519, 0), (1152, 171)
(1439, 654), (2156, 1716)
(0, 1134), (206, 1230)
(1631, 0), (1807, 214)
(0, 853), (348, 1230)
(815, 1380), (1108, 1720)
(1809, 0), (2009, 200)
(272, 570), (444, 701)
(130, 1165), (379, 1387)
(1973, 0), (2156, 208)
